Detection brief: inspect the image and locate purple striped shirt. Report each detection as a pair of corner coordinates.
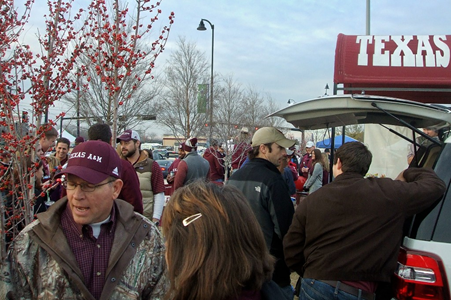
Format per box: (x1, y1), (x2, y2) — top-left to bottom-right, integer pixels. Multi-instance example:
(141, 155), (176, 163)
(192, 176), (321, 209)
(61, 203), (116, 300)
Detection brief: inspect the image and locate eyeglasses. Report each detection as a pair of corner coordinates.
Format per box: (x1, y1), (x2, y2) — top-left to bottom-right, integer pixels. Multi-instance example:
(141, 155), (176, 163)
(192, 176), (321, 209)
(62, 180), (116, 192)
(182, 213), (202, 226)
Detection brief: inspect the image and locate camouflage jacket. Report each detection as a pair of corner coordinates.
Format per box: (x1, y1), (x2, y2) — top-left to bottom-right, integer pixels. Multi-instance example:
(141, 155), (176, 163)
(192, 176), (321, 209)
(0, 198), (169, 300)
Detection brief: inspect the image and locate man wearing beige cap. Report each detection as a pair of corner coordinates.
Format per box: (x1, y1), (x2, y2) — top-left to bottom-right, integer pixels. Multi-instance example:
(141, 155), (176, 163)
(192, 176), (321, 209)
(227, 127), (296, 299)
(1, 140), (168, 299)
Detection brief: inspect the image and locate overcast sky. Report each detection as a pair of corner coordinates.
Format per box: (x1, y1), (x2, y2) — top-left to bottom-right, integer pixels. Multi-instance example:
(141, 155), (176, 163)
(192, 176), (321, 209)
(23, 0), (451, 134)
(157, 1), (450, 104)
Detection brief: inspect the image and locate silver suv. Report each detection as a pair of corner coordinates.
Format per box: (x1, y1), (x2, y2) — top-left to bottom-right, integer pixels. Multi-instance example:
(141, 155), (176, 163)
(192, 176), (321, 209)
(272, 94), (451, 299)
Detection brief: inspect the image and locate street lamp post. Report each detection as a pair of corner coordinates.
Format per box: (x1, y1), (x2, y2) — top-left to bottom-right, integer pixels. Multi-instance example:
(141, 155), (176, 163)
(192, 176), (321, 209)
(197, 18), (214, 142)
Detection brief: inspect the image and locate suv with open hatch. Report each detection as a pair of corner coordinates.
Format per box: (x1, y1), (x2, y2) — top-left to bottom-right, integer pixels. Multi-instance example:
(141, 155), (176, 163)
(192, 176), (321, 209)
(272, 94), (451, 299)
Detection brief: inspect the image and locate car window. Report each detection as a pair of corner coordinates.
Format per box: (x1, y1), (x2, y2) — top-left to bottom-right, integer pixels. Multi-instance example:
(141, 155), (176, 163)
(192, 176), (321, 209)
(431, 142), (451, 243)
(409, 142), (451, 242)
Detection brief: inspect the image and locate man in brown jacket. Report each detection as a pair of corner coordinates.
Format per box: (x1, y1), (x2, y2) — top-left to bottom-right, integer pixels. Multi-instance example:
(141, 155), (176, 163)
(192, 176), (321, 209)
(283, 142), (446, 300)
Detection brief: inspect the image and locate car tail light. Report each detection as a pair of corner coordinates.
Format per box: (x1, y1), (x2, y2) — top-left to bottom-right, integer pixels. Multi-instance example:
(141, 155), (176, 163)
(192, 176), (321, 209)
(394, 247), (450, 300)
(161, 167), (166, 171)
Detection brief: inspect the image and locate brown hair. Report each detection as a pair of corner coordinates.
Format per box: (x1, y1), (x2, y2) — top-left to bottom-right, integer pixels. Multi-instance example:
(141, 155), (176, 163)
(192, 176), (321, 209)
(248, 143), (272, 160)
(333, 141), (372, 175)
(42, 124), (58, 139)
(312, 148), (325, 170)
(162, 181), (274, 300)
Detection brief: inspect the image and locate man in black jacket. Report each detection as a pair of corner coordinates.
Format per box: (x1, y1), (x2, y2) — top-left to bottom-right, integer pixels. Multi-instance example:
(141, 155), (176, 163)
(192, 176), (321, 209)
(283, 142), (446, 300)
(228, 127), (296, 299)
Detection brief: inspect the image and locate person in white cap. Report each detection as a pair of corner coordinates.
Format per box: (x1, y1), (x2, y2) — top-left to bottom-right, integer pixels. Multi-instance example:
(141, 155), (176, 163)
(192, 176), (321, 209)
(227, 127), (296, 299)
(300, 141), (315, 179)
(231, 127), (252, 171)
(117, 129), (165, 225)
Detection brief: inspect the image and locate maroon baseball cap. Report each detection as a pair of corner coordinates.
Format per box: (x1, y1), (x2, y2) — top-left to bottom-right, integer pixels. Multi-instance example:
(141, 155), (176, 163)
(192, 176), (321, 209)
(116, 129), (140, 143)
(75, 136), (85, 144)
(61, 140), (122, 184)
(183, 137), (198, 152)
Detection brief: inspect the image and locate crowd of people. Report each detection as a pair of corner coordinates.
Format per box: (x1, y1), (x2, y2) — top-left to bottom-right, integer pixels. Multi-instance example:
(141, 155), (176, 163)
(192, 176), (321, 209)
(0, 125), (446, 300)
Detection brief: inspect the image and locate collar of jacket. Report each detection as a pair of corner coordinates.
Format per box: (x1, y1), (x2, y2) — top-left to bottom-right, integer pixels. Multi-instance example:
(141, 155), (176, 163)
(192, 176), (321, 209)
(133, 150), (151, 167)
(249, 157), (281, 174)
(32, 198), (151, 300)
(332, 172), (365, 182)
(184, 151), (198, 159)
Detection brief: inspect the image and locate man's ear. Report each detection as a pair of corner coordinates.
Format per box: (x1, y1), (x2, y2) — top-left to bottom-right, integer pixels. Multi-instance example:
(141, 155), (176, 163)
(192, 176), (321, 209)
(336, 158), (342, 171)
(259, 144), (267, 154)
(112, 179), (124, 199)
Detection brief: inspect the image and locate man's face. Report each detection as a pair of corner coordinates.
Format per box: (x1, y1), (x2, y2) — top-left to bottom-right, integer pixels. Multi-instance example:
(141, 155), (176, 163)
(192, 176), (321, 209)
(66, 174), (122, 225)
(40, 136), (57, 153)
(56, 142), (69, 160)
(306, 146), (314, 154)
(265, 143), (287, 167)
(120, 140), (138, 158)
(423, 128), (438, 138)
(178, 148), (185, 159)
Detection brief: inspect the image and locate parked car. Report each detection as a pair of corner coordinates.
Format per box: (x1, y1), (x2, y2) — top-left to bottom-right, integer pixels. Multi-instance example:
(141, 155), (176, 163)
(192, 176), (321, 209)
(153, 152), (165, 160)
(166, 151), (178, 161)
(153, 149), (168, 159)
(156, 159), (171, 178)
(272, 94), (451, 299)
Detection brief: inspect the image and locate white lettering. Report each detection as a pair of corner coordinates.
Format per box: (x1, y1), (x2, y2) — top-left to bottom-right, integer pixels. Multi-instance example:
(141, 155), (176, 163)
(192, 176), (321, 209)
(87, 153), (102, 162)
(391, 36), (415, 67)
(356, 36), (372, 66)
(70, 152), (86, 159)
(373, 36), (390, 66)
(86, 153), (102, 162)
(434, 35), (450, 67)
(416, 35), (435, 67)
(355, 35), (450, 68)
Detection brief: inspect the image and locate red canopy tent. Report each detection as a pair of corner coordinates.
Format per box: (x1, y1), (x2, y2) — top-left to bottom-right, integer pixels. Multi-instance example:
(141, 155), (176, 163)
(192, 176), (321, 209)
(334, 34), (451, 103)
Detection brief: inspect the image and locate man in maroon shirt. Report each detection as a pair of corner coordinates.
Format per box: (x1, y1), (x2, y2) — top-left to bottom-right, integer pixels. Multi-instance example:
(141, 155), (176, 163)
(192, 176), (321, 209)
(231, 127), (252, 172)
(166, 143), (185, 195)
(88, 123), (143, 214)
(203, 139), (225, 184)
(299, 141), (315, 178)
(117, 129), (165, 224)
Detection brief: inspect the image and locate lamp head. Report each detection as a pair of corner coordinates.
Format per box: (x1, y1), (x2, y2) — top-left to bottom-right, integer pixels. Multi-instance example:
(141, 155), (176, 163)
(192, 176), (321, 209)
(197, 20), (206, 31)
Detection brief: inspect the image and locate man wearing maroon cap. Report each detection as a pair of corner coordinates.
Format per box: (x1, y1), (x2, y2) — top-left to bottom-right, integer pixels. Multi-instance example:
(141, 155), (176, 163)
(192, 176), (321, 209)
(74, 136), (85, 145)
(173, 137), (209, 190)
(2, 140), (168, 299)
(117, 129), (165, 225)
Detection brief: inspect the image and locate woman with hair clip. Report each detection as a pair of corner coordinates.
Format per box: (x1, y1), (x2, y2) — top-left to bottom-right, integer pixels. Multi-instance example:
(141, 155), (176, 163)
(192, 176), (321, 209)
(162, 181), (290, 300)
(303, 149), (326, 194)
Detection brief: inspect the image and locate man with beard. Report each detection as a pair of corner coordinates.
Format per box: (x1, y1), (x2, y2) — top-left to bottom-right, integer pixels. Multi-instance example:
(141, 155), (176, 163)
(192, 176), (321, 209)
(117, 129), (165, 225)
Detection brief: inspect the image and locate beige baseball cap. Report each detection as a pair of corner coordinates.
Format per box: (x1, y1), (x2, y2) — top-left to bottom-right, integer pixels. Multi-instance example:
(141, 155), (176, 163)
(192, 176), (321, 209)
(251, 127), (295, 148)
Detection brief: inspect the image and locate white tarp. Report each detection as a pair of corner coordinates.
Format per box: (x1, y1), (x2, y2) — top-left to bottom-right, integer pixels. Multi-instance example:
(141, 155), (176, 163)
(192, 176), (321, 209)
(61, 130), (76, 143)
(364, 124), (411, 179)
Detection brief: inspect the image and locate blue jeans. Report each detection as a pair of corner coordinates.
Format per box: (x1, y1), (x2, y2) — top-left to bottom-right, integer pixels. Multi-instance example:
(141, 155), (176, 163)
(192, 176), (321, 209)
(280, 284), (295, 299)
(299, 278), (364, 300)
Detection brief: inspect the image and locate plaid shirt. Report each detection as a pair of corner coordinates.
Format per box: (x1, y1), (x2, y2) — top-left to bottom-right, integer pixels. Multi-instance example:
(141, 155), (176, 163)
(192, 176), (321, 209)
(61, 203), (116, 300)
